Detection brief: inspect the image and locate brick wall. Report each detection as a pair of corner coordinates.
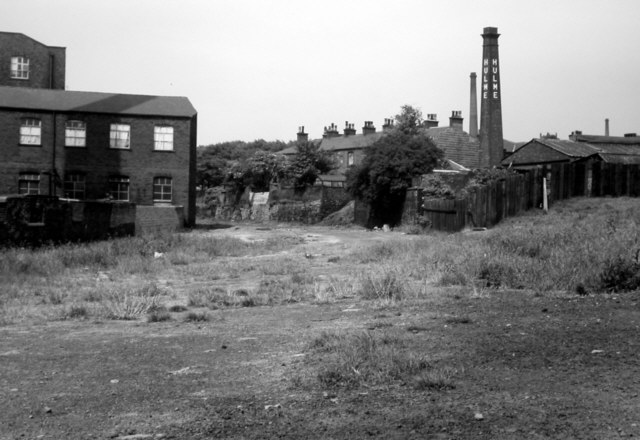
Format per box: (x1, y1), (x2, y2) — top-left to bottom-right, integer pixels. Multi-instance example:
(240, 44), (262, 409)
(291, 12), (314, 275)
(0, 110), (195, 225)
(135, 205), (185, 235)
(0, 33), (65, 89)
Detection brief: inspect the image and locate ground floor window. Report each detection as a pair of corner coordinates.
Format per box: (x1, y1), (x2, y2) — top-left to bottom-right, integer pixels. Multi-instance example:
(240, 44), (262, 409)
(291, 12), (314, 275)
(108, 176), (130, 201)
(153, 177), (172, 202)
(64, 173), (86, 199)
(18, 172), (40, 195)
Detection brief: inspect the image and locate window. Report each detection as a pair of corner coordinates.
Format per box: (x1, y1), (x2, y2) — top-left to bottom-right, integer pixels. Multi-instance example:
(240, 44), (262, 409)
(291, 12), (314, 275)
(153, 177), (172, 202)
(64, 173), (86, 199)
(108, 176), (130, 201)
(154, 126), (174, 151)
(109, 124), (130, 149)
(65, 120), (86, 147)
(20, 118), (41, 145)
(347, 151), (354, 166)
(18, 173), (40, 195)
(10, 57), (29, 79)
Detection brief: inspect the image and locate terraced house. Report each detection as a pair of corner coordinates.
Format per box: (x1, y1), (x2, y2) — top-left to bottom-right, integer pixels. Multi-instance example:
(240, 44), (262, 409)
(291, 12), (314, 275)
(0, 32), (198, 227)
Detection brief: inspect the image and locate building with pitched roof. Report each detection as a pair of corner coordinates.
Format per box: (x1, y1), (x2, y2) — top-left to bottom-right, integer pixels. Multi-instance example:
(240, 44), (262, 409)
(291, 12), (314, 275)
(283, 112), (481, 185)
(501, 132), (640, 169)
(0, 33), (198, 227)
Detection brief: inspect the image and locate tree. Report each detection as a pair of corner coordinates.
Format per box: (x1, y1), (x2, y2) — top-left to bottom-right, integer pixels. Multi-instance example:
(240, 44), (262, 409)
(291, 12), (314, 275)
(238, 151), (288, 192)
(287, 141), (335, 189)
(346, 105), (444, 227)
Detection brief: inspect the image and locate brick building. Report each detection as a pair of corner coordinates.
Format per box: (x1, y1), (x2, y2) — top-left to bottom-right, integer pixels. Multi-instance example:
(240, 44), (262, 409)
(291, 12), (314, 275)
(0, 32), (65, 89)
(282, 112), (481, 184)
(0, 32), (198, 227)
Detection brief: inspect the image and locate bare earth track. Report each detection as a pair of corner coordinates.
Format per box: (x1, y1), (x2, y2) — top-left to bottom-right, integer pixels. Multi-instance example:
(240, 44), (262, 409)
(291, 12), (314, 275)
(1, 223), (639, 439)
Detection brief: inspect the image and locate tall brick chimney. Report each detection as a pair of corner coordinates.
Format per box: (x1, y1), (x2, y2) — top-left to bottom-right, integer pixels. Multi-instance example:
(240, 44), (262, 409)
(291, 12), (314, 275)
(469, 72), (478, 138)
(297, 126), (308, 143)
(605, 118), (610, 136)
(479, 27), (504, 167)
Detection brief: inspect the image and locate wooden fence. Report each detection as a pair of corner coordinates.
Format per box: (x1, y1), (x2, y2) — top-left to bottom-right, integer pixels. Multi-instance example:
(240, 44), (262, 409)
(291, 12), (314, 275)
(415, 161), (640, 232)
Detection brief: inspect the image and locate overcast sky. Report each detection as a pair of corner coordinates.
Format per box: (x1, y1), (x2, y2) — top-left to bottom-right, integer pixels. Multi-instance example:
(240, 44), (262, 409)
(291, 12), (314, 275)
(3, 0), (639, 145)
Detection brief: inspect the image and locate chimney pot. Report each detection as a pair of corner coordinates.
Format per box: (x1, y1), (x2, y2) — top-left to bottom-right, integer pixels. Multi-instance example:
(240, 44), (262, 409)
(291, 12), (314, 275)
(624, 133), (637, 138)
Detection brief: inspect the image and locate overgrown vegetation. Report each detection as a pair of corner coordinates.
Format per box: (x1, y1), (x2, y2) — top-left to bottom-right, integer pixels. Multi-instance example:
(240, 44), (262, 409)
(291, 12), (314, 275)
(2, 197), (640, 326)
(304, 329), (454, 390)
(346, 105), (444, 227)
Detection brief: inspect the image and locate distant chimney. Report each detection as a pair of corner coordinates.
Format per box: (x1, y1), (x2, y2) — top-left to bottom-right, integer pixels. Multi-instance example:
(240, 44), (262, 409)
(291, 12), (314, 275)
(362, 120), (376, 135)
(382, 118), (394, 132)
(449, 111), (463, 129)
(605, 118), (610, 136)
(469, 72), (478, 138)
(343, 121), (356, 136)
(569, 130), (583, 141)
(624, 133), (638, 138)
(479, 26), (504, 167)
(323, 123), (340, 139)
(424, 113), (439, 128)
(297, 126), (308, 143)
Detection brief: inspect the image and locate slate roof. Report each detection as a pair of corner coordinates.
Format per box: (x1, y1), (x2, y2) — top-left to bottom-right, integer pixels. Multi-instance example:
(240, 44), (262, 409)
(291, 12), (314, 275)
(0, 86), (197, 118)
(319, 132), (384, 152)
(534, 139), (600, 157)
(278, 126), (481, 169)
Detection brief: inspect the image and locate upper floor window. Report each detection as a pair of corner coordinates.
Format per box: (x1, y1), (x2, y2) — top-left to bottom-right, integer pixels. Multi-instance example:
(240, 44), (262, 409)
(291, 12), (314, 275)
(20, 118), (42, 145)
(64, 173), (86, 199)
(154, 126), (174, 151)
(347, 151), (354, 167)
(109, 124), (130, 149)
(108, 176), (130, 201)
(65, 120), (86, 147)
(10, 57), (29, 79)
(18, 172), (40, 195)
(153, 177), (173, 202)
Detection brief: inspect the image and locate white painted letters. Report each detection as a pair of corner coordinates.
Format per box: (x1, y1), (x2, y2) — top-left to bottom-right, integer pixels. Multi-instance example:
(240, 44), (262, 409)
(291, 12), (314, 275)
(482, 58), (499, 100)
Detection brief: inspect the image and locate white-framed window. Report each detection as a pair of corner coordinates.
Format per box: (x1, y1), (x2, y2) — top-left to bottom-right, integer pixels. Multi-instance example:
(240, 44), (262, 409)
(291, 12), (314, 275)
(154, 126), (174, 151)
(18, 173), (40, 195)
(64, 173), (86, 199)
(153, 177), (172, 202)
(65, 120), (86, 147)
(108, 176), (130, 201)
(20, 118), (42, 145)
(109, 124), (130, 149)
(347, 151), (354, 166)
(10, 57), (29, 79)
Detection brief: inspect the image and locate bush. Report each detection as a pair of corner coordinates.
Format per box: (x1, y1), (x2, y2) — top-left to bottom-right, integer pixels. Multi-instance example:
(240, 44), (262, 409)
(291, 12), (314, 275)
(477, 260), (518, 288)
(598, 256), (640, 292)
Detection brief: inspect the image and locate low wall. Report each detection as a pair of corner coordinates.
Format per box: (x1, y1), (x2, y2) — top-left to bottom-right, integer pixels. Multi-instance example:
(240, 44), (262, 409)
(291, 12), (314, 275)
(135, 205), (185, 235)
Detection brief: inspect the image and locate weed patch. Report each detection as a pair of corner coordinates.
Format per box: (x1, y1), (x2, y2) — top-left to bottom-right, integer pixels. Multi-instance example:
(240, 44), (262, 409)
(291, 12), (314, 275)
(306, 330), (430, 389)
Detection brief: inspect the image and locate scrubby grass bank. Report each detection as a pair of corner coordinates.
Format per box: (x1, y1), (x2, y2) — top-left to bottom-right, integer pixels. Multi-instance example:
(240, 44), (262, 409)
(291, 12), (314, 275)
(1, 197), (639, 325)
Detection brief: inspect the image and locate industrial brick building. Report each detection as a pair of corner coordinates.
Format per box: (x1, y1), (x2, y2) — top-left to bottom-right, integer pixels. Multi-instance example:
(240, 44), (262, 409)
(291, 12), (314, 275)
(0, 32), (65, 90)
(0, 32), (198, 227)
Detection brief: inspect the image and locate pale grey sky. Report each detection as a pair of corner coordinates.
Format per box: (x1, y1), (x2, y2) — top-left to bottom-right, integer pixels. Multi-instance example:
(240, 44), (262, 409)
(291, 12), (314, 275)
(3, 0), (639, 145)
